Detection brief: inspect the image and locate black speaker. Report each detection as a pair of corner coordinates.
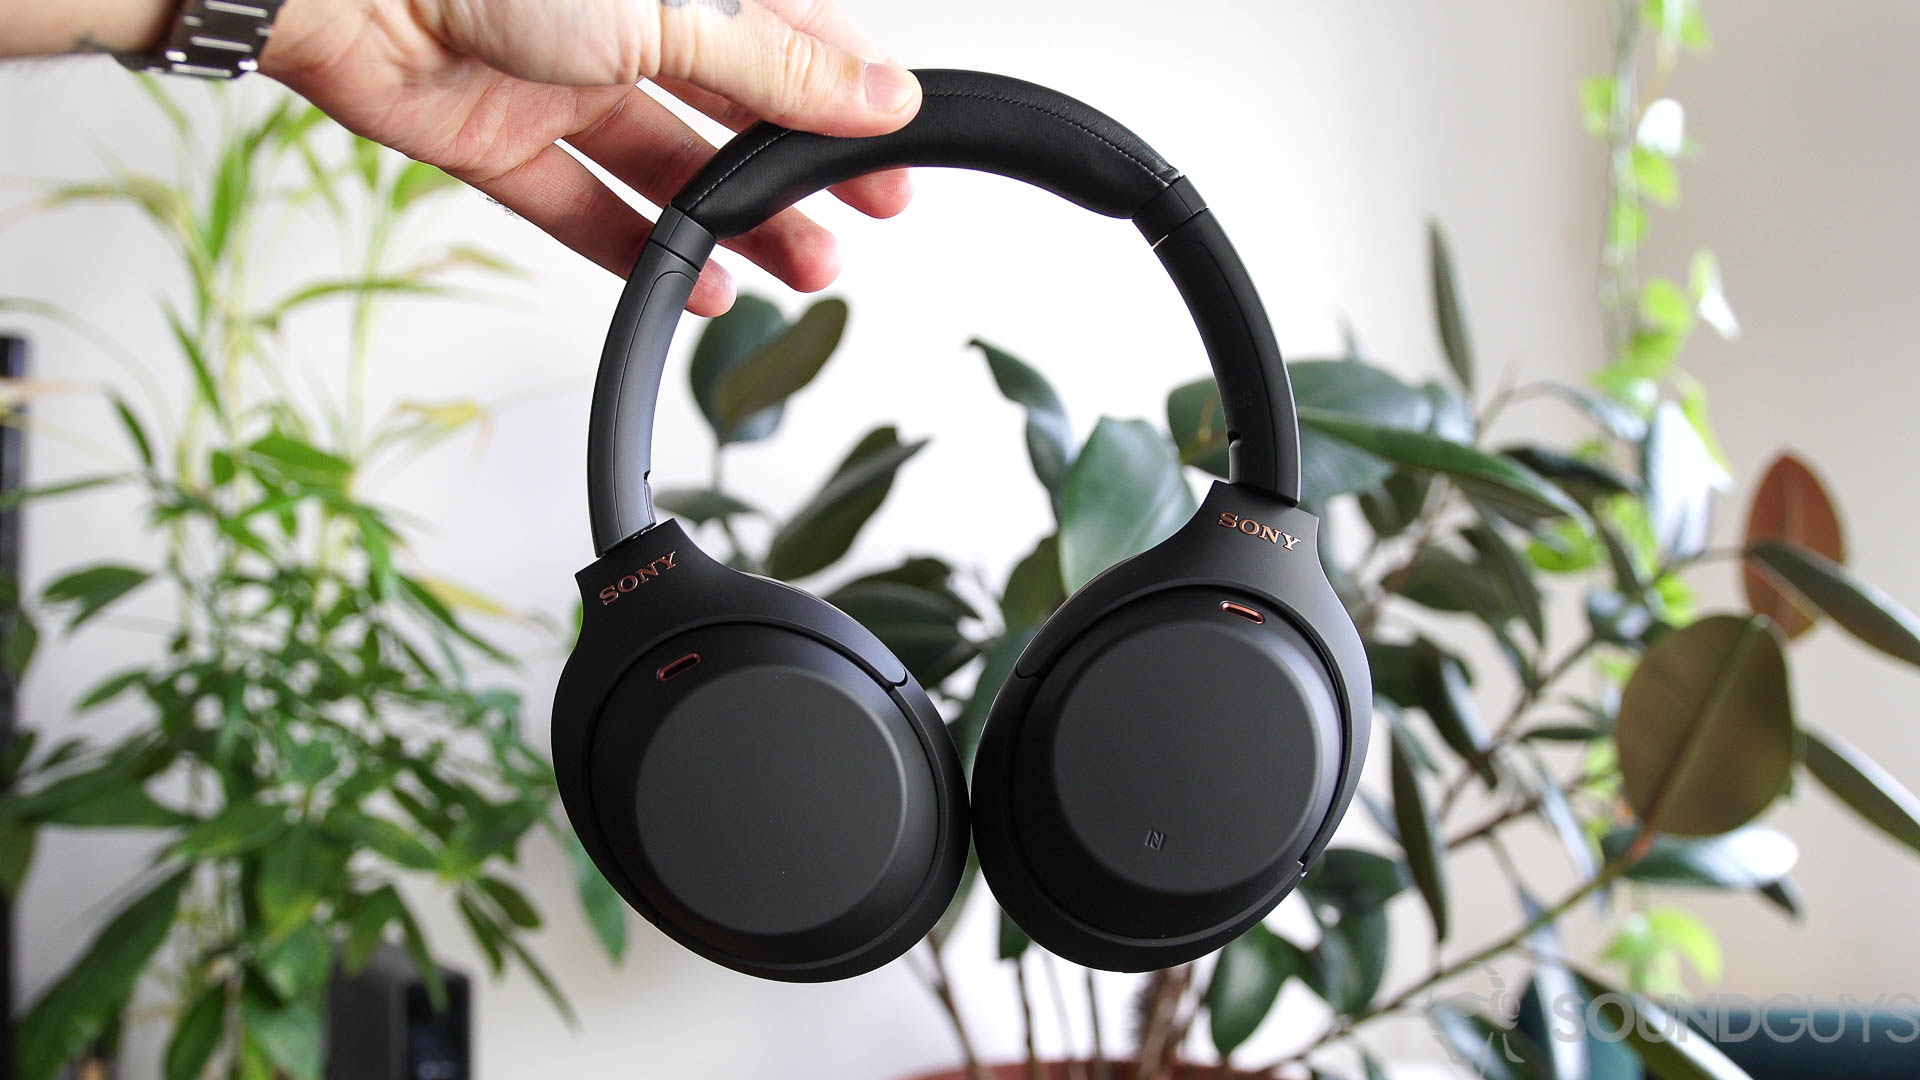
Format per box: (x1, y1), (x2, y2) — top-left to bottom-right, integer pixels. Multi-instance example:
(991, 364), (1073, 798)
(326, 946), (469, 1080)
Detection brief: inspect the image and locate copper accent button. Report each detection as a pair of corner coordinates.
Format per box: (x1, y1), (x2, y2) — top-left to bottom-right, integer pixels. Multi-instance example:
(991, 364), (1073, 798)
(1219, 601), (1264, 624)
(656, 652), (702, 681)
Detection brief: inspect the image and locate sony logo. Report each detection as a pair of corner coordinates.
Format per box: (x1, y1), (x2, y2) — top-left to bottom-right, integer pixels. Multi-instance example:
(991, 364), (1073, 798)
(1217, 512), (1302, 550)
(598, 550), (678, 606)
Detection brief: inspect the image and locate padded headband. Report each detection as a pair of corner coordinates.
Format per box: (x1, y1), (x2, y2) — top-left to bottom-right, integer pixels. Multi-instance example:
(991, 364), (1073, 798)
(588, 69), (1303, 554)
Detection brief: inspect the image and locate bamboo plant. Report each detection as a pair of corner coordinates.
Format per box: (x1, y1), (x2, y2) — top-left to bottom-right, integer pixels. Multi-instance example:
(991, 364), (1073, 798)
(0, 81), (623, 1080)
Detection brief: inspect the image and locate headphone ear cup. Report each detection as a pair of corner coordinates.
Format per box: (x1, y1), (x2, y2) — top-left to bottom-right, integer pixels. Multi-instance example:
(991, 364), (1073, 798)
(971, 487), (1369, 972)
(555, 527), (969, 981)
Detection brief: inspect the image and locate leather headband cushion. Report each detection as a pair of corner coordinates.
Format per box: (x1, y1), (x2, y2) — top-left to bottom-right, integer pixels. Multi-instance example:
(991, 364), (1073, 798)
(672, 69), (1182, 238)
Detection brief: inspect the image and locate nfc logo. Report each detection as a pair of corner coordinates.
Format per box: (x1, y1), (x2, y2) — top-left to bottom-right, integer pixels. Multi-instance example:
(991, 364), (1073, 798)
(1143, 828), (1166, 851)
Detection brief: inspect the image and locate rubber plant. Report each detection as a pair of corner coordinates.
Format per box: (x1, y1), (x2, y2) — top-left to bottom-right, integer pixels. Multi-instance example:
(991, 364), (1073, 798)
(649, 2), (1920, 1079)
(0, 82), (625, 1079)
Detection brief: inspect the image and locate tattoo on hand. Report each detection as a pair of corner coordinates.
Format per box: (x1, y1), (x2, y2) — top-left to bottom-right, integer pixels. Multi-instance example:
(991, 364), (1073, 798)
(661, 0), (743, 16)
(69, 33), (111, 54)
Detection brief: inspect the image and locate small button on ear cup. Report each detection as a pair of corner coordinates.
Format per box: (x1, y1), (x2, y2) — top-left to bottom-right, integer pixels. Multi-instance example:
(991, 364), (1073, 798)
(974, 588), (1346, 971)
(587, 622), (966, 980)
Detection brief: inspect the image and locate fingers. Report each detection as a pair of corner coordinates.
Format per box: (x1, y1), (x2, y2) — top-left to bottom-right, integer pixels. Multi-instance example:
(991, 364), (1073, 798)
(566, 88), (845, 292)
(651, 77), (913, 220)
(651, 0), (921, 137)
(467, 143), (737, 316)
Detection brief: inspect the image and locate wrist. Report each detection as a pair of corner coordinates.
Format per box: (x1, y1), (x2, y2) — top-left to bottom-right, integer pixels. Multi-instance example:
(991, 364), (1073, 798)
(0, 0), (174, 58)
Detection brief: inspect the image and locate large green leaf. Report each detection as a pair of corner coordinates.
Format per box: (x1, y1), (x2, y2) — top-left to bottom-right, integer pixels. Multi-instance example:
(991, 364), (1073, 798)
(1207, 926), (1306, 1057)
(1428, 221), (1476, 390)
(1000, 535), (1065, 633)
(257, 923), (331, 1001)
(242, 984), (322, 1080)
(1300, 409), (1587, 524)
(826, 578), (975, 686)
(709, 298), (848, 436)
(1171, 360), (1433, 503)
(1427, 1004), (1552, 1080)
(1804, 728), (1920, 859)
(1057, 418), (1195, 592)
(1745, 539), (1920, 668)
(1467, 519), (1547, 642)
(953, 629), (1034, 773)
(42, 786), (186, 828)
(326, 808), (438, 870)
(1301, 847), (1409, 911)
(1503, 445), (1638, 508)
(41, 564), (151, 631)
(1308, 906), (1389, 1013)
(256, 824), (337, 937)
(764, 426), (926, 580)
(997, 909), (1030, 960)
(1389, 726), (1449, 942)
(974, 339), (1074, 499)
(16, 871), (189, 1080)
(1294, 361), (1434, 504)
(1166, 378), (1232, 477)
(567, 830), (626, 960)
(164, 985), (226, 1080)
(1401, 546), (1517, 626)
(175, 800), (288, 859)
(651, 488), (760, 526)
(1600, 826), (1798, 888)
(1576, 973), (1757, 1080)
(1615, 615), (1795, 836)
(1402, 640), (1495, 788)
(688, 296), (786, 444)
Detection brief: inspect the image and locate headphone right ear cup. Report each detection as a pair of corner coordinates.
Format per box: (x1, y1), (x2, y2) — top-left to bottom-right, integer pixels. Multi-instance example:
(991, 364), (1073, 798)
(554, 527), (969, 982)
(970, 487), (1368, 973)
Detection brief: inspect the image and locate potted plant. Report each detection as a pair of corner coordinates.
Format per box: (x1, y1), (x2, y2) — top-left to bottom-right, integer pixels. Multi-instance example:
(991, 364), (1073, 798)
(621, 2), (1920, 1078)
(0, 83), (623, 1079)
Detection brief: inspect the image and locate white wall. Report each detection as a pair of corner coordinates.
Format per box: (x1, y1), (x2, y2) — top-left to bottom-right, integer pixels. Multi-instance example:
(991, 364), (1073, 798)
(3, 2), (1915, 1078)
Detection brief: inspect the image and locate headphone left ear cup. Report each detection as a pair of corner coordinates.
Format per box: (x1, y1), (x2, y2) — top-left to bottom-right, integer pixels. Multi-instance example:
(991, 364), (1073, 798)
(587, 622), (968, 977)
(554, 527), (970, 982)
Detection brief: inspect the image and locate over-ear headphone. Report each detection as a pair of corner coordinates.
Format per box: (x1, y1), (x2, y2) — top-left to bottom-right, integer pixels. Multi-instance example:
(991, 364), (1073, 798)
(553, 71), (1370, 982)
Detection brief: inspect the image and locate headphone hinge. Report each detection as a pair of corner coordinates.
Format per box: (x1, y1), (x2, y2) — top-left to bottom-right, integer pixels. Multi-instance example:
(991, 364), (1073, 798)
(1133, 176), (1208, 247)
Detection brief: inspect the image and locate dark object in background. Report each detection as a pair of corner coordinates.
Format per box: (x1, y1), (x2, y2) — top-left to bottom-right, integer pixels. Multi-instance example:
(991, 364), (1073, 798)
(326, 945), (469, 1080)
(0, 333), (26, 1080)
(1670, 1005), (1920, 1080)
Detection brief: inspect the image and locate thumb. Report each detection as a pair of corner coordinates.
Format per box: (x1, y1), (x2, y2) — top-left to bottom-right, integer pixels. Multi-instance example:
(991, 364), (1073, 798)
(654, 0), (921, 136)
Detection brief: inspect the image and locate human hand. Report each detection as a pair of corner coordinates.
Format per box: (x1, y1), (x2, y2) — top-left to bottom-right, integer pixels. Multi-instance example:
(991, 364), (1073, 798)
(258, 0), (922, 315)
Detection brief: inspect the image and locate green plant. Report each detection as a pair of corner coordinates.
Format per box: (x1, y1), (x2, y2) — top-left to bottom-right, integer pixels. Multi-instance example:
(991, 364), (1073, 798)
(0, 82), (622, 1080)
(652, 4), (1920, 1079)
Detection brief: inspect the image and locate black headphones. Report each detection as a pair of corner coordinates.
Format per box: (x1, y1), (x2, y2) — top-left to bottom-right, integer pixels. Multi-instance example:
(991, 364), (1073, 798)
(553, 71), (1371, 981)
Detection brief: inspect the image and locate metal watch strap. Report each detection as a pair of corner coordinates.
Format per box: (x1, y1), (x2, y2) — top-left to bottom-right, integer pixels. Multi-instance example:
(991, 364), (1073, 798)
(115, 0), (289, 80)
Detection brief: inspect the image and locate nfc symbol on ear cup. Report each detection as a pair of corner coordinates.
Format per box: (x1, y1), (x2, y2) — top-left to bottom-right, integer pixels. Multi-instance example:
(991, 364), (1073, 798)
(1143, 828), (1167, 851)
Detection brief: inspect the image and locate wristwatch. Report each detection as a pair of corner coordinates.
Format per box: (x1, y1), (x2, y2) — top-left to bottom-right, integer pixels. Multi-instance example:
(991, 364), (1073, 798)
(115, 0), (289, 80)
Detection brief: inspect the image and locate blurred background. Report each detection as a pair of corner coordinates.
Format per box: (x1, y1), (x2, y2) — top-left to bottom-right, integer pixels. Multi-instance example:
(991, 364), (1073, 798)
(3, 1), (1918, 1078)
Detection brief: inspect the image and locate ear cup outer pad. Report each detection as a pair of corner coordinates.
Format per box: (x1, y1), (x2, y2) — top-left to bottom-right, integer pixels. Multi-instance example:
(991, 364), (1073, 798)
(553, 521), (968, 981)
(972, 482), (1370, 971)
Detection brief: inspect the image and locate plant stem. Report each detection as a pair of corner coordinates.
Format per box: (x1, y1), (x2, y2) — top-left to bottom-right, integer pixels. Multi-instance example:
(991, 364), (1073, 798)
(1085, 968), (1111, 1080)
(1598, 0), (1643, 367)
(1263, 822), (1648, 1073)
(1042, 954), (1091, 1080)
(918, 943), (990, 1080)
(1133, 965), (1190, 1080)
(1016, 956), (1045, 1080)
